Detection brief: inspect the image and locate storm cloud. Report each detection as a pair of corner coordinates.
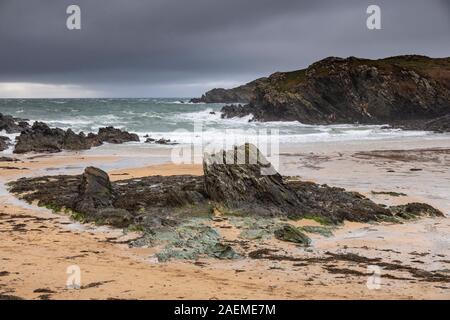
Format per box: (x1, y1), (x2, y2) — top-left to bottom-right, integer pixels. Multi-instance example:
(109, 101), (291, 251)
(0, 0), (449, 97)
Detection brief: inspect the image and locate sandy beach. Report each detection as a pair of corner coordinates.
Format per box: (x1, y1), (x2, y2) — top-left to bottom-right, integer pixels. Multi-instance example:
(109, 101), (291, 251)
(1, 136), (449, 300)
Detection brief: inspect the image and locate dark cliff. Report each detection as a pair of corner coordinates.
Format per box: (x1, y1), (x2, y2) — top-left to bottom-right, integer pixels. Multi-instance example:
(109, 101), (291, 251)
(197, 55), (450, 126)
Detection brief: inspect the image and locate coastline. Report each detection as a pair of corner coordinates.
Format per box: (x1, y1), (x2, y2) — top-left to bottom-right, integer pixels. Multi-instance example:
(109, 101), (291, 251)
(1, 136), (449, 299)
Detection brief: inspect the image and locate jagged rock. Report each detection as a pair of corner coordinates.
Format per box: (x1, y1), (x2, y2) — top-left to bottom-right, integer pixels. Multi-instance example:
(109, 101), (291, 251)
(14, 122), (139, 154)
(14, 122), (66, 153)
(145, 137), (156, 143)
(73, 167), (131, 227)
(214, 55), (450, 125)
(97, 126), (139, 144)
(74, 167), (114, 211)
(0, 136), (11, 151)
(7, 145), (445, 229)
(203, 143), (304, 216)
(220, 104), (250, 119)
(0, 113), (29, 133)
(190, 78), (267, 103)
(274, 225), (311, 245)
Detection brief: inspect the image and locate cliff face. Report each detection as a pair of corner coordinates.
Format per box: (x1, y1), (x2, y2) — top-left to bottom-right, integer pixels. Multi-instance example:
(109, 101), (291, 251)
(190, 78), (267, 103)
(200, 55), (450, 125)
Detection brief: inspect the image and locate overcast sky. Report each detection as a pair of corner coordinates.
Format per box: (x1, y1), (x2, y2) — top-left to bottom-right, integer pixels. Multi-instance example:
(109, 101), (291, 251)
(0, 0), (449, 98)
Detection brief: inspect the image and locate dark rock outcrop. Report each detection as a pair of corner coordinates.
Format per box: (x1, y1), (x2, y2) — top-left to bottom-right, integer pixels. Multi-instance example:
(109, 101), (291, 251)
(215, 55), (450, 125)
(0, 113), (29, 133)
(203, 144), (304, 216)
(220, 104), (250, 119)
(14, 122), (91, 153)
(73, 167), (131, 227)
(97, 126), (139, 144)
(145, 137), (177, 145)
(190, 78), (267, 103)
(14, 122), (140, 154)
(74, 167), (114, 211)
(0, 136), (11, 151)
(7, 144), (444, 229)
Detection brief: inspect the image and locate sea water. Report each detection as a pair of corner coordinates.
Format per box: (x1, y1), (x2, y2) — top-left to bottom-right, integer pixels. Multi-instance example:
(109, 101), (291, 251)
(0, 98), (434, 148)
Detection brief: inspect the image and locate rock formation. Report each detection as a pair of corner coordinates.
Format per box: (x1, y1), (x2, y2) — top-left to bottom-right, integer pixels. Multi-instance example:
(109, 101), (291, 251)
(192, 55), (450, 128)
(96, 126), (139, 144)
(203, 143), (304, 216)
(8, 144), (444, 229)
(13, 122), (140, 154)
(74, 167), (131, 227)
(0, 136), (11, 151)
(190, 78), (267, 103)
(0, 113), (29, 134)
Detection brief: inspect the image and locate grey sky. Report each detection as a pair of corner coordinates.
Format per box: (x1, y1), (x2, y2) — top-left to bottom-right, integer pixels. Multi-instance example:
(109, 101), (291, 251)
(0, 0), (449, 98)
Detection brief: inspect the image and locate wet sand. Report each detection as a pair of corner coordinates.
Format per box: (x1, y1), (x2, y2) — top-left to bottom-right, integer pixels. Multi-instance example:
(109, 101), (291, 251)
(0, 137), (449, 300)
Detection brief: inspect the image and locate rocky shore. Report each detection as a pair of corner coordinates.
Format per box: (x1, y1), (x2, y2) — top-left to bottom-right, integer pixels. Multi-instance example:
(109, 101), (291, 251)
(193, 55), (450, 131)
(0, 112), (140, 154)
(7, 144), (444, 261)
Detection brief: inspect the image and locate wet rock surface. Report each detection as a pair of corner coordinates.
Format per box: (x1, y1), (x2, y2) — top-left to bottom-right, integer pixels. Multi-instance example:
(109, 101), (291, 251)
(13, 122), (140, 154)
(96, 126), (139, 144)
(0, 136), (11, 151)
(0, 113), (29, 134)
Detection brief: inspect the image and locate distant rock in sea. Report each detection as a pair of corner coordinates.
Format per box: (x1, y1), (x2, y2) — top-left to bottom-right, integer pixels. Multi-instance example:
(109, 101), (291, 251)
(193, 55), (450, 129)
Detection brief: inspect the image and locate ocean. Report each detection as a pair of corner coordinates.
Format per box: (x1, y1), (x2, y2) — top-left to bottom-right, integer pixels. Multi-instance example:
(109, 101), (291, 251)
(0, 98), (433, 148)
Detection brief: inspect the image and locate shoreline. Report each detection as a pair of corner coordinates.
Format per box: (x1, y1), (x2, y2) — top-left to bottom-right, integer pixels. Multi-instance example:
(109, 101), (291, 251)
(1, 136), (449, 299)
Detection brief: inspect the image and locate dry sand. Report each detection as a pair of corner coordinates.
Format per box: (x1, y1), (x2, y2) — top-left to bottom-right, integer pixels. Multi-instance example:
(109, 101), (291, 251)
(1, 138), (449, 300)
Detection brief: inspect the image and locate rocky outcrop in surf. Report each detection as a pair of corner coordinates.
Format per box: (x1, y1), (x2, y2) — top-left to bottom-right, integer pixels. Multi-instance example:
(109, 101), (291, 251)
(0, 136), (11, 151)
(13, 122), (139, 154)
(197, 55), (450, 128)
(0, 113), (29, 133)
